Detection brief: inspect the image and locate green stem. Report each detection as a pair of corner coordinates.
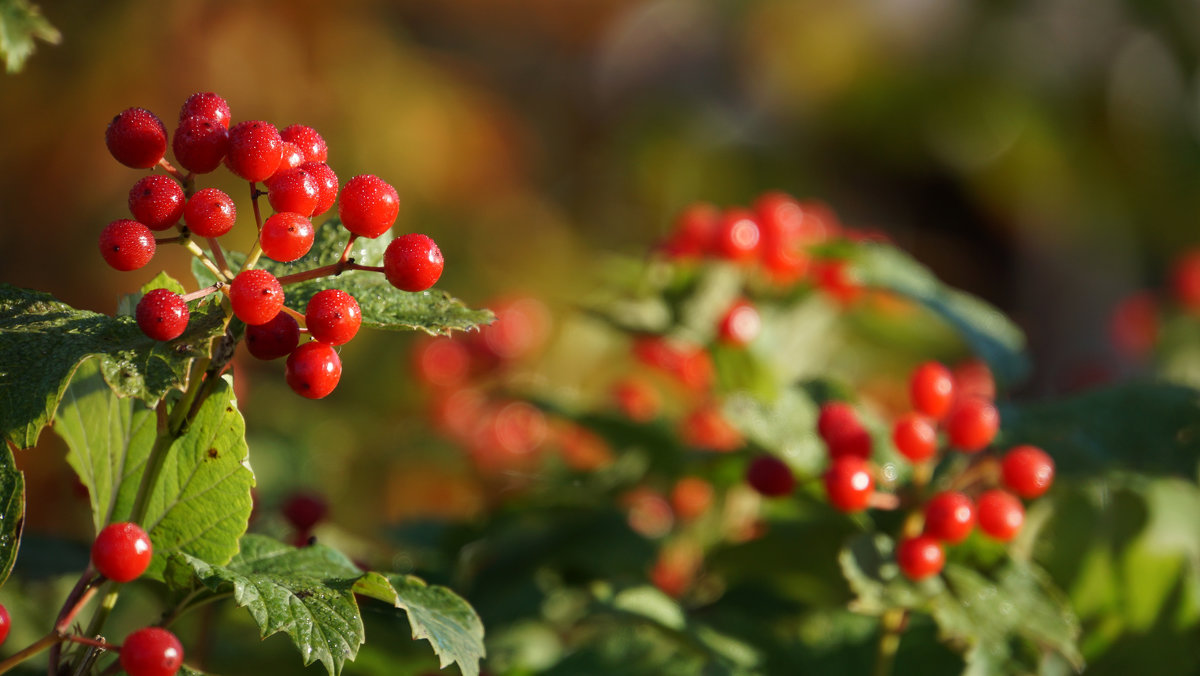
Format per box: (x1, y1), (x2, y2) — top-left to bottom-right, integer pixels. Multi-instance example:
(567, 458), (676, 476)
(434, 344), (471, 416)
(184, 239), (228, 283)
(207, 237), (232, 278)
(242, 182), (266, 270)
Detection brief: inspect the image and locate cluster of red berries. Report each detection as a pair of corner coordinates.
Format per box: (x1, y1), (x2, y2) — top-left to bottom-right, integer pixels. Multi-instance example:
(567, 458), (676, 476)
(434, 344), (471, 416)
(1109, 247), (1200, 360)
(758, 360), (1056, 582)
(100, 92), (447, 398)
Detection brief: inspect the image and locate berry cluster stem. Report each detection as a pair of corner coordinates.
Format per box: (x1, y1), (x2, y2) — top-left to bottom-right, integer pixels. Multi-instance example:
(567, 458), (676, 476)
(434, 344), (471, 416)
(184, 239), (229, 283)
(242, 182), (267, 270)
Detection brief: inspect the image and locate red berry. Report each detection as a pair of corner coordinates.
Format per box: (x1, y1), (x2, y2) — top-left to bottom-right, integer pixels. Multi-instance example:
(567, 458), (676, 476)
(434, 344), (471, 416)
(339, 175), (400, 238)
(120, 627), (183, 676)
(660, 203), (717, 258)
(718, 299), (761, 347)
(824, 456), (874, 512)
(1172, 249), (1200, 312)
(266, 167), (320, 217)
(91, 522), (152, 583)
(183, 188), (237, 238)
(892, 413), (937, 462)
(670, 477), (714, 522)
(896, 535), (945, 580)
(384, 233), (444, 292)
(280, 124), (328, 163)
(172, 116), (229, 174)
(245, 312), (300, 360)
(953, 359), (995, 402)
(259, 212), (315, 263)
(229, 269), (284, 325)
(179, 91), (231, 128)
(136, 289), (190, 342)
(817, 402), (871, 459)
(977, 489), (1024, 541)
(922, 491), (975, 543)
(99, 219), (156, 271)
(106, 108), (167, 169)
(1109, 291), (1159, 358)
(712, 208), (761, 261)
(611, 377), (660, 421)
(0, 603), (10, 646)
(910, 361), (955, 419)
(225, 120), (283, 182)
(413, 337), (471, 388)
(679, 404), (742, 452)
(276, 142), (306, 174)
(813, 259), (862, 305)
(945, 397), (1000, 452)
(300, 162), (339, 217)
(285, 341), (342, 399)
(746, 455), (796, 497)
(305, 289), (362, 346)
(1000, 445), (1055, 498)
(281, 491), (328, 531)
(128, 175), (185, 231)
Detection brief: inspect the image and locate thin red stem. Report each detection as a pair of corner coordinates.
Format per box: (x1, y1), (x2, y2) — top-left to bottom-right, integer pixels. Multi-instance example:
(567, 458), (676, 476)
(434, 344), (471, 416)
(181, 284), (223, 303)
(338, 234), (359, 263)
(156, 157), (184, 183)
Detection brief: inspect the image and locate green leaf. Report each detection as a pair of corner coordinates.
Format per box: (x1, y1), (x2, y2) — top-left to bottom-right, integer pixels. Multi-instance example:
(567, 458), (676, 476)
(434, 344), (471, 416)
(166, 535), (485, 676)
(0, 0), (60, 73)
(999, 382), (1200, 478)
(0, 284), (227, 449)
(54, 365), (253, 577)
(192, 222), (493, 335)
(0, 440), (24, 589)
(722, 387), (825, 476)
(55, 361), (156, 534)
(855, 244), (1030, 389)
(374, 574), (486, 676)
(838, 533), (944, 615)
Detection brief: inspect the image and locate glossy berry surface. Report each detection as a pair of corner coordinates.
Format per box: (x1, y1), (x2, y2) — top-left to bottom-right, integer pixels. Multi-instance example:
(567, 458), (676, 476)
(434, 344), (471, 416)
(711, 208), (761, 261)
(172, 116), (229, 174)
(892, 413), (937, 462)
(99, 219), (156, 271)
(91, 521), (152, 583)
(746, 455), (796, 497)
(922, 491), (976, 544)
(229, 269), (284, 325)
(276, 142), (305, 173)
(285, 341), (343, 399)
(226, 120), (283, 182)
(266, 167), (320, 216)
(260, 212), (315, 262)
(305, 289), (362, 346)
(183, 188), (237, 238)
(384, 233), (444, 292)
(1001, 445), (1055, 498)
(824, 456), (874, 512)
(718, 300), (761, 346)
(280, 124), (328, 163)
(128, 175), (185, 231)
(282, 491), (329, 531)
(245, 311), (300, 360)
(945, 397), (999, 452)
(910, 361), (955, 419)
(300, 162), (339, 217)
(339, 174), (400, 238)
(136, 289), (190, 342)
(179, 91), (231, 128)
(120, 627), (184, 676)
(0, 603), (9, 646)
(106, 107), (168, 169)
(896, 535), (945, 581)
(977, 489), (1024, 541)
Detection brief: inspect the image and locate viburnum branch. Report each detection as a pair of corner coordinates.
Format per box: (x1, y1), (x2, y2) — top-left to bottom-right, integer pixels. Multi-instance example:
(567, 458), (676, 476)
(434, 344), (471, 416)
(338, 234), (359, 263)
(275, 259), (379, 286)
(0, 631), (62, 674)
(154, 235), (186, 245)
(180, 283), (223, 304)
(183, 239), (228, 283)
(156, 156), (185, 183)
(207, 237), (232, 277)
(242, 181), (267, 271)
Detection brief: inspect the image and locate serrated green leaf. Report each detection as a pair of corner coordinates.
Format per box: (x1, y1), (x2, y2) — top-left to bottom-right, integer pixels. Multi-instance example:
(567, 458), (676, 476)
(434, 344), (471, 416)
(378, 574), (486, 676)
(855, 244), (1030, 389)
(0, 285), (227, 449)
(166, 535), (484, 676)
(0, 440), (24, 589)
(0, 0), (60, 73)
(1000, 382), (1200, 478)
(54, 365), (253, 577)
(191, 222), (492, 335)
